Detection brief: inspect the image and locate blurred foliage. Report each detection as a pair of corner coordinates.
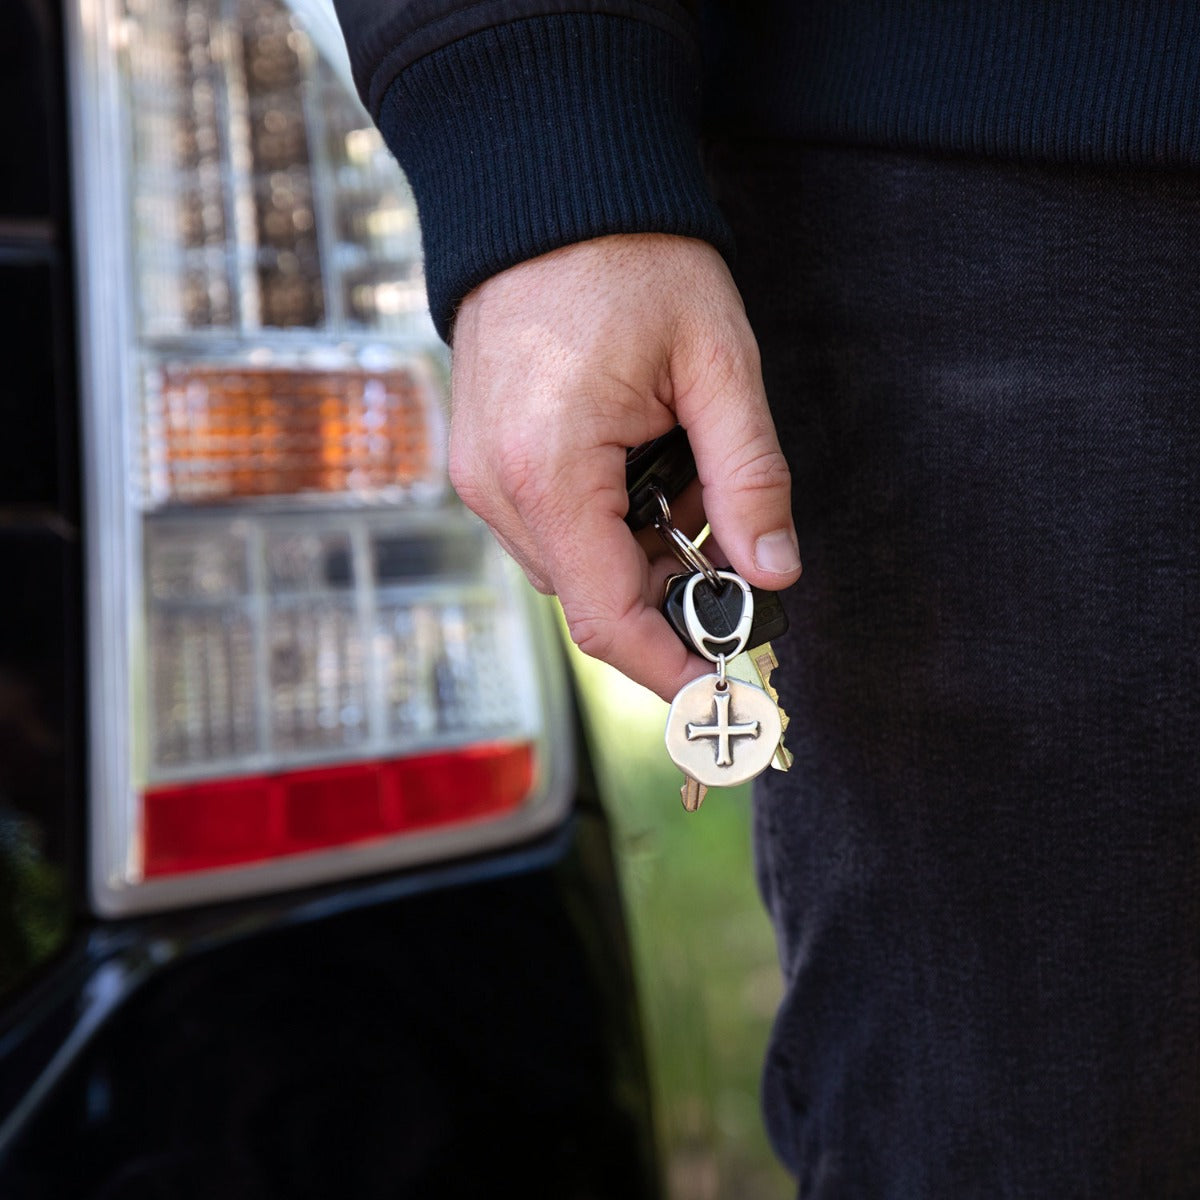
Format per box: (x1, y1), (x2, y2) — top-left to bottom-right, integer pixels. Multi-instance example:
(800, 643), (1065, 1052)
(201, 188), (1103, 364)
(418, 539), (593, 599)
(565, 640), (793, 1200)
(0, 809), (69, 998)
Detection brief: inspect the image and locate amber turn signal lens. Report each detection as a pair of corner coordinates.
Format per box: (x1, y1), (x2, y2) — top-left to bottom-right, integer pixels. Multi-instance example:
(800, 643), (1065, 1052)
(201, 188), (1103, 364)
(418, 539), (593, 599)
(146, 365), (437, 504)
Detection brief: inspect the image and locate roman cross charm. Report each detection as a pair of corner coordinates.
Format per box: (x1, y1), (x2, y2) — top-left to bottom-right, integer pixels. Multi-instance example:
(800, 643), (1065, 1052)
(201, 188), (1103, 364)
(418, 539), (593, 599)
(686, 686), (760, 766)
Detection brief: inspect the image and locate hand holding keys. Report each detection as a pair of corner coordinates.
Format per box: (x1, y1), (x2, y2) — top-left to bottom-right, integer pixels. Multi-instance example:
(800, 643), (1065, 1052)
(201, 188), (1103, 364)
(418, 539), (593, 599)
(626, 428), (794, 811)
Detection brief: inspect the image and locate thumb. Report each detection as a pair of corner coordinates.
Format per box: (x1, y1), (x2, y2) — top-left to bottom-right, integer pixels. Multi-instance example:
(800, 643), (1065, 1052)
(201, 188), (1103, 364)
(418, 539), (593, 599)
(674, 321), (801, 591)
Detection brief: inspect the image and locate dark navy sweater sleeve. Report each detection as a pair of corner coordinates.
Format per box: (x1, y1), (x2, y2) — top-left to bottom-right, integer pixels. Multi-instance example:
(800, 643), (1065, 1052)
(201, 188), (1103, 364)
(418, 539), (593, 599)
(332, 1), (730, 341)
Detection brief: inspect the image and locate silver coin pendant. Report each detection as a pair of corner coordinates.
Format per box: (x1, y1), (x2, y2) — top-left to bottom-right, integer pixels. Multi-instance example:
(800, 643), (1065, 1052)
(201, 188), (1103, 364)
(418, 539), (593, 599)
(664, 674), (783, 788)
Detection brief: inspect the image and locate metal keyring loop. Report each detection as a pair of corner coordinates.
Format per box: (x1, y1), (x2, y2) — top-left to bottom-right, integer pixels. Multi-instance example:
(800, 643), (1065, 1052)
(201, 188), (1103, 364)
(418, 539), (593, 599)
(648, 485), (722, 589)
(652, 486), (674, 530)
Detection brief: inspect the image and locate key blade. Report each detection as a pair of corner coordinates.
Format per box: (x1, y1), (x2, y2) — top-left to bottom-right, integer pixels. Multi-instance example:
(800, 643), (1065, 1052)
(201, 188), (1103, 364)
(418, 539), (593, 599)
(770, 740), (795, 771)
(748, 645), (780, 704)
(729, 645), (783, 713)
(727, 643), (794, 772)
(680, 775), (708, 812)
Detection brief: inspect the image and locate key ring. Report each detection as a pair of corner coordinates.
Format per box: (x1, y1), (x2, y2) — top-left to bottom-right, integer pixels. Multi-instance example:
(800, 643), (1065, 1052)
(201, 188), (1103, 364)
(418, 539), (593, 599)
(649, 486), (722, 589)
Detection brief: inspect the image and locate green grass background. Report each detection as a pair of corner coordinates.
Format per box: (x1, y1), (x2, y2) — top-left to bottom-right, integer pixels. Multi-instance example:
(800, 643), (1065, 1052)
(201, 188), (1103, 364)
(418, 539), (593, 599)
(566, 641), (794, 1200)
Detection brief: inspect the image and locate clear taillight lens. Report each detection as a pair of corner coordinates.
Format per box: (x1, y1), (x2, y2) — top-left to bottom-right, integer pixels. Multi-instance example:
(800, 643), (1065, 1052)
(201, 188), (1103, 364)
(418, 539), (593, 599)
(68, 0), (572, 915)
(124, 0), (426, 338)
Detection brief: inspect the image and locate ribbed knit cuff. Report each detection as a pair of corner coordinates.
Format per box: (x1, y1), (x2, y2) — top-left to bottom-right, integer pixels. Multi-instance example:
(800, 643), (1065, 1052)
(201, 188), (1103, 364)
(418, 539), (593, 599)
(377, 13), (732, 341)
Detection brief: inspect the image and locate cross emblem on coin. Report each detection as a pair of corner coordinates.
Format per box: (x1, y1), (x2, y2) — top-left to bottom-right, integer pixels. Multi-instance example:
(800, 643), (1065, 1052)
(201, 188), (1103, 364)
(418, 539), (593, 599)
(686, 686), (760, 767)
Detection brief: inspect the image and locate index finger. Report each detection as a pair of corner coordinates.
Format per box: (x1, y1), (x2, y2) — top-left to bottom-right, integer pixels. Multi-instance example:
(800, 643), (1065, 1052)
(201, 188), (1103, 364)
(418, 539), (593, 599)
(532, 467), (710, 701)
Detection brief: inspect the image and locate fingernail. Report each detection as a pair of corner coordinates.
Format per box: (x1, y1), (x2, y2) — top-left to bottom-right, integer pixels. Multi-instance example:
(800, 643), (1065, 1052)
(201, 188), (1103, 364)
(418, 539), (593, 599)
(755, 529), (802, 575)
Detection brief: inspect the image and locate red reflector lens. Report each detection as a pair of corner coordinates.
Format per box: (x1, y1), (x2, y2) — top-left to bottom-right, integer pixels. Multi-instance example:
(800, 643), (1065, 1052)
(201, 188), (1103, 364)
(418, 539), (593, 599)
(142, 742), (536, 878)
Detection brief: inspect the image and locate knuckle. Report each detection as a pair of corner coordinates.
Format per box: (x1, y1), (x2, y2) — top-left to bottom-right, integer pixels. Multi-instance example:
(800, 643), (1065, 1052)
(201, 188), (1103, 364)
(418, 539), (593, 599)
(565, 609), (618, 663)
(493, 432), (547, 510)
(497, 434), (595, 533)
(724, 441), (793, 498)
(446, 444), (476, 499)
(700, 336), (754, 395)
(565, 591), (641, 664)
(676, 328), (764, 424)
(447, 450), (491, 519)
(524, 570), (554, 596)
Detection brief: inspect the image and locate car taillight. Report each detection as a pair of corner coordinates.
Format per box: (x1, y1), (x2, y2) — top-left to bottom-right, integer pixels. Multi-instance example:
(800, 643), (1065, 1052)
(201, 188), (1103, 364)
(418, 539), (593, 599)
(67, 0), (572, 915)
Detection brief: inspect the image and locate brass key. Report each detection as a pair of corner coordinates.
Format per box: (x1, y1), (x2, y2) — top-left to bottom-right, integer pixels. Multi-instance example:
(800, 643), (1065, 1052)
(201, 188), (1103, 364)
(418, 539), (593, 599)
(680, 776), (708, 811)
(725, 642), (793, 771)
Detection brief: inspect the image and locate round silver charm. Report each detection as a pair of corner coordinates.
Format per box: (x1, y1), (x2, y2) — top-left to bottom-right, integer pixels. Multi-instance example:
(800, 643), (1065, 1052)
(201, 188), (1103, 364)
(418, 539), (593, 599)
(664, 674), (783, 787)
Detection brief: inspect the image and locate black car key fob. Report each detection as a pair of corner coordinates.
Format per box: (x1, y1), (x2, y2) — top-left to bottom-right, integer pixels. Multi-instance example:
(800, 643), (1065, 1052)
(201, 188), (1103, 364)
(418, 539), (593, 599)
(624, 425), (697, 532)
(663, 572), (789, 654)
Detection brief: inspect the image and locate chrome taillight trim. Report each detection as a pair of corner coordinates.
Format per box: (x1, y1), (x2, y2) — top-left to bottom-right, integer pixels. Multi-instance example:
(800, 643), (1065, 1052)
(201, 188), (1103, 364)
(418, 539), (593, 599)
(68, 0), (145, 897)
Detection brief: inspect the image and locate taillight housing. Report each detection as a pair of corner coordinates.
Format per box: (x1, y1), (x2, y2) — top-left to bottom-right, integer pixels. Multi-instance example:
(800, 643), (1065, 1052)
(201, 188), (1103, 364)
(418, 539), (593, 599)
(67, 0), (573, 915)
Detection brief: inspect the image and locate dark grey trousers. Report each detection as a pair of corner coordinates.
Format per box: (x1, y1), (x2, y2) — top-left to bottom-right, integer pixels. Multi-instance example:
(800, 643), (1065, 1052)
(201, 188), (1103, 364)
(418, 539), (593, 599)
(713, 144), (1200, 1198)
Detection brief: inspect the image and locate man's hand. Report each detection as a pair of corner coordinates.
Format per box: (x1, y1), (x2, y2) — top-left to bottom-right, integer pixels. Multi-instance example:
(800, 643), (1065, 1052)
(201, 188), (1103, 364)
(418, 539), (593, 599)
(449, 233), (800, 701)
